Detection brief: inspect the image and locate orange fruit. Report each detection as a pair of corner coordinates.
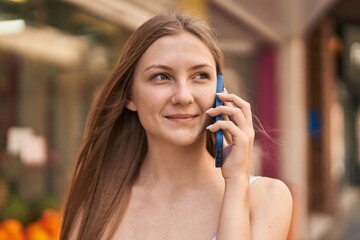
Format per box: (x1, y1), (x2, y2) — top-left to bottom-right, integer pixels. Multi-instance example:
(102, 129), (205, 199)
(26, 223), (50, 240)
(1, 219), (24, 240)
(1, 219), (23, 233)
(0, 227), (10, 240)
(39, 210), (61, 237)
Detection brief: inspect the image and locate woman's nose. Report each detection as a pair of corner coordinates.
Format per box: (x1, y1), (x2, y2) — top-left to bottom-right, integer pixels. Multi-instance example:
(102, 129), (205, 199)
(171, 82), (194, 105)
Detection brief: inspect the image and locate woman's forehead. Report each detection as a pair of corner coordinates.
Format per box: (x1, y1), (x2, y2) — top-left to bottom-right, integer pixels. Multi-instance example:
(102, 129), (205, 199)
(136, 32), (216, 70)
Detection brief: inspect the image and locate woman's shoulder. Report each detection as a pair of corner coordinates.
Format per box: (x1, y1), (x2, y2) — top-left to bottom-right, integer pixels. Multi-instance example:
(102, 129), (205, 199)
(250, 176), (292, 201)
(248, 177), (293, 238)
(250, 176), (290, 190)
(249, 176), (293, 217)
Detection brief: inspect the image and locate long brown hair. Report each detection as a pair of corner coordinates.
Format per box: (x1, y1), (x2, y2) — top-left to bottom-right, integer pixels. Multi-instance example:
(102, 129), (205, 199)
(60, 12), (224, 240)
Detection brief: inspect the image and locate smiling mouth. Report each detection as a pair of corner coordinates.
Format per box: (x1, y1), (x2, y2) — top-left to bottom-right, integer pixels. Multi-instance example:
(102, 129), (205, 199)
(165, 114), (198, 122)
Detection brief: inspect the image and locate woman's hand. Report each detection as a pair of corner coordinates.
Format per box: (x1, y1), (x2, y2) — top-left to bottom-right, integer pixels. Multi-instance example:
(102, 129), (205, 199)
(207, 91), (292, 240)
(206, 90), (255, 180)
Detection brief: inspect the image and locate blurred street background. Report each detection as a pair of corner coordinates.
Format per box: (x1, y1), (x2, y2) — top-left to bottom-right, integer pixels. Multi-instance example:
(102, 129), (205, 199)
(0, 0), (360, 239)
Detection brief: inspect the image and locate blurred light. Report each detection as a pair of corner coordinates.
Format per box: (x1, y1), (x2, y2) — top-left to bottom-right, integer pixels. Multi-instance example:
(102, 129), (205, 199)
(0, 26), (89, 68)
(6, 127), (34, 155)
(63, 0), (155, 30)
(350, 42), (360, 68)
(20, 135), (47, 166)
(6, 127), (47, 166)
(0, 19), (25, 35)
(8, 0), (27, 3)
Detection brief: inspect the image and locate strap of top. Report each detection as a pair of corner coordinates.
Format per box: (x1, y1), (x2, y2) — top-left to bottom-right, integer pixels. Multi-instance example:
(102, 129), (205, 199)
(249, 176), (262, 185)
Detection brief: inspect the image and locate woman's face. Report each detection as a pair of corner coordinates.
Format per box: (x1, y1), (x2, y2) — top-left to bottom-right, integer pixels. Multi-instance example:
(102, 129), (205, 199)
(127, 31), (217, 146)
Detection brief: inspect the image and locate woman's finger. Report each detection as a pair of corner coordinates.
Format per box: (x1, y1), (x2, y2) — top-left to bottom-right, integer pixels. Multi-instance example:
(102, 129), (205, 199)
(206, 120), (253, 146)
(217, 93), (253, 126)
(206, 105), (249, 130)
(219, 111), (233, 145)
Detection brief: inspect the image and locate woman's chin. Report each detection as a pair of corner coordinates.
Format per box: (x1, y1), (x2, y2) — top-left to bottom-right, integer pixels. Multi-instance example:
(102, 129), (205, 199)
(168, 133), (206, 146)
(146, 128), (207, 146)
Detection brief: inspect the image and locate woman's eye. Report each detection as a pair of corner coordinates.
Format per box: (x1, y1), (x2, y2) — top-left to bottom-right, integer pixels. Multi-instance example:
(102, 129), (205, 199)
(194, 73), (210, 80)
(152, 73), (170, 81)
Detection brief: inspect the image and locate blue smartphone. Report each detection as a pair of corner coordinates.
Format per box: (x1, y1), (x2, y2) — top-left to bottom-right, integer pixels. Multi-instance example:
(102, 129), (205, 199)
(215, 74), (223, 168)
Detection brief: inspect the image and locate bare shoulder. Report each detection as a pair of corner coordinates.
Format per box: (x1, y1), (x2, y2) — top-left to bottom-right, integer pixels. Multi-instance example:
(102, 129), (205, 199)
(250, 177), (292, 206)
(249, 177), (293, 239)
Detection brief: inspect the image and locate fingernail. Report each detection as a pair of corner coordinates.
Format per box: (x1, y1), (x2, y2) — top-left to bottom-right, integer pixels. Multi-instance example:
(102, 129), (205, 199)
(206, 108), (213, 113)
(206, 124), (213, 129)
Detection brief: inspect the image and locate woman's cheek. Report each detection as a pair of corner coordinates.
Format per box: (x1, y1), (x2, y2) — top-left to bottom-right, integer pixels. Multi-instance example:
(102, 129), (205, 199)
(197, 85), (216, 106)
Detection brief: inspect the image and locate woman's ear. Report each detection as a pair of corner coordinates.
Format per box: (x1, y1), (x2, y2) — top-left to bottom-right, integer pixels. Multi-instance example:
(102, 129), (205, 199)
(125, 99), (137, 112)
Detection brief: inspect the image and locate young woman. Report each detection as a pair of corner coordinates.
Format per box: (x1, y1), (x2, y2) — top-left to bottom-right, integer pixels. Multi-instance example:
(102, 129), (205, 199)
(60, 12), (292, 240)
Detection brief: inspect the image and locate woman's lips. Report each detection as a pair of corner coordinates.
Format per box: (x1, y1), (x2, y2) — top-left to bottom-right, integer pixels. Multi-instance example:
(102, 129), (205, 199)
(165, 114), (198, 122)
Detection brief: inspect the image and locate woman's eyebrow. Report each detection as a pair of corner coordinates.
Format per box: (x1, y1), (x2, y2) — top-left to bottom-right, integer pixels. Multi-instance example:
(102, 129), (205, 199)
(143, 64), (173, 73)
(189, 63), (214, 71)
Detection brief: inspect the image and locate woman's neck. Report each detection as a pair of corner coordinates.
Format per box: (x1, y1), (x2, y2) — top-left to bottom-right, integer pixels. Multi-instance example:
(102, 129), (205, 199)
(135, 135), (220, 190)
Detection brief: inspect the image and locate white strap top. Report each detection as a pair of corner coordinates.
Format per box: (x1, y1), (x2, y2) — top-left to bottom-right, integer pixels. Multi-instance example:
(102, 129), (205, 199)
(211, 176), (262, 240)
(249, 176), (262, 185)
